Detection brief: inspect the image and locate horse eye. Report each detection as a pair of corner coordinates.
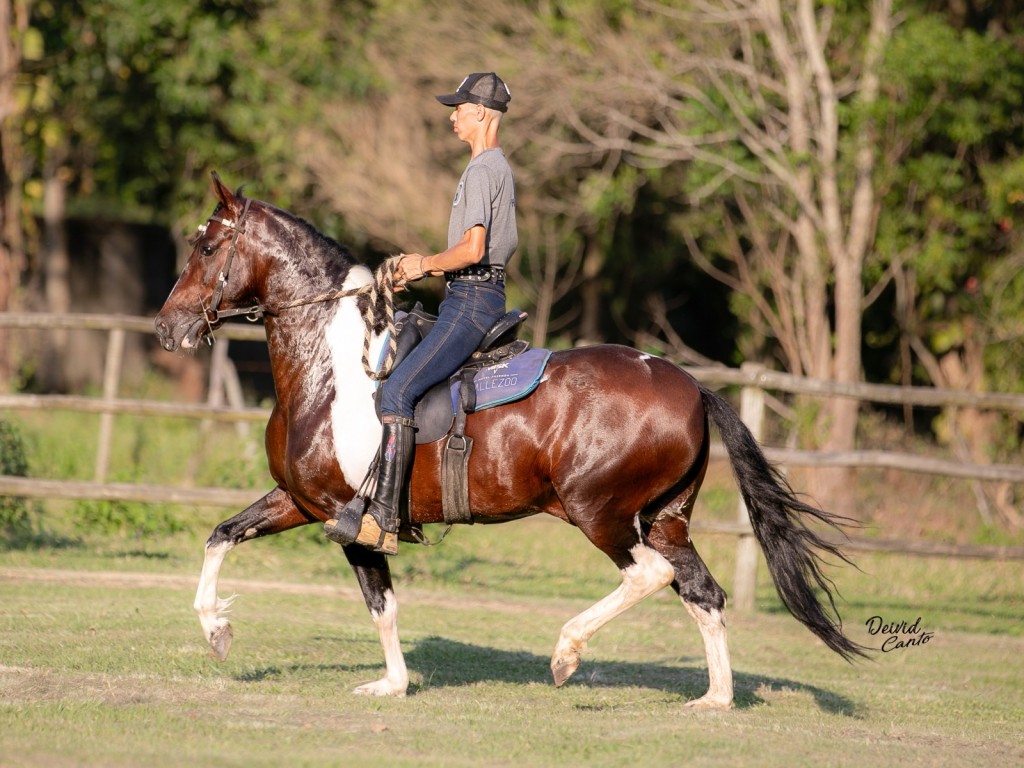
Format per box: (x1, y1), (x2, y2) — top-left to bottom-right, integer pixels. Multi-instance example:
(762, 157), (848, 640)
(201, 245), (215, 257)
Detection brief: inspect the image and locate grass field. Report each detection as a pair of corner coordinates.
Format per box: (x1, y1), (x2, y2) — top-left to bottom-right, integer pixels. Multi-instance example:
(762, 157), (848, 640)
(2, 403), (1022, 765)
(2, 509), (1022, 768)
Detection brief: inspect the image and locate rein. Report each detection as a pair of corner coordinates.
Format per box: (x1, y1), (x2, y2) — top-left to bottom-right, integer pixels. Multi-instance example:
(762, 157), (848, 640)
(197, 201), (401, 381)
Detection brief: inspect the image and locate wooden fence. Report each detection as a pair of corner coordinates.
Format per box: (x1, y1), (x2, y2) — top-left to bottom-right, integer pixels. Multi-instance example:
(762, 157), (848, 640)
(2, 312), (1023, 609)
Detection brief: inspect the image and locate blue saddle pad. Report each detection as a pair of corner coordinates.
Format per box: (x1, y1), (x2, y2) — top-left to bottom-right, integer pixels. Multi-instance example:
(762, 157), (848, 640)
(451, 348), (552, 412)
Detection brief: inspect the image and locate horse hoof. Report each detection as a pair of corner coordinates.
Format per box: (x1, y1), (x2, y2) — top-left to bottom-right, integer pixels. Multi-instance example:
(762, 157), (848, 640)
(551, 654), (581, 688)
(683, 694), (733, 711)
(209, 624), (234, 661)
(353, 678), (408, 697)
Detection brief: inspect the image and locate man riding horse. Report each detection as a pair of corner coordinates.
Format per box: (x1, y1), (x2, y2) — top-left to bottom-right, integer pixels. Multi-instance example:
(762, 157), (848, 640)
(324, 72), (517, 554)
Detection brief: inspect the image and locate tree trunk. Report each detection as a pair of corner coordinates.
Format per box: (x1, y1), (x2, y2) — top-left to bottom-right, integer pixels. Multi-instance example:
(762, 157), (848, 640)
(577, 237), (604, 344)
(811, 0), (891, 511)
(42, 156), (71, 391)
(0, 0), (26, 389)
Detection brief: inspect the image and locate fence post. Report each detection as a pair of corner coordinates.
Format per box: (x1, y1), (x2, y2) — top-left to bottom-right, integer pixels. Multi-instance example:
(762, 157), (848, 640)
(94, 327), (125, 483)
(732, 361), (765, 612)
(202, 339), (250, 440)
(202, 339), (229, 434)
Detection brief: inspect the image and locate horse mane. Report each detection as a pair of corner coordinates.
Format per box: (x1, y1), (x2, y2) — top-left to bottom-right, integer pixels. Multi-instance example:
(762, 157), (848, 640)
(292, 212), (358, 264)
(255, 196), (366, 276)
(255, 196), (392, 331)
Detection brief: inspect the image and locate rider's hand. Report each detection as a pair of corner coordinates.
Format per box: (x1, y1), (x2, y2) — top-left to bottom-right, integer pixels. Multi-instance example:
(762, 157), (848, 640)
(396, 253), (427, 288)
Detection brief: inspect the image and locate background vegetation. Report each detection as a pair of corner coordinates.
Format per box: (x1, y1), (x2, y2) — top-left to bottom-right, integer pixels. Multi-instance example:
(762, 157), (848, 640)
(2, 3), (1023, 506)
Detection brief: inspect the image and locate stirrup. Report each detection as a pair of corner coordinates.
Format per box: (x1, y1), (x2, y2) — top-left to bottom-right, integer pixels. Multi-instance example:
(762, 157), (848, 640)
(323, 496), (366, 545)
(354, 514), (399, 555)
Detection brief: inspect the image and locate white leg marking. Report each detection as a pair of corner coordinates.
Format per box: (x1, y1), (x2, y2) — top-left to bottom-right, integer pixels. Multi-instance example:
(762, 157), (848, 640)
(683, 602), (734, 709)
(551, 543), (675, 686)
(193, 540), (237, 661)
(354, 591), (409, 697)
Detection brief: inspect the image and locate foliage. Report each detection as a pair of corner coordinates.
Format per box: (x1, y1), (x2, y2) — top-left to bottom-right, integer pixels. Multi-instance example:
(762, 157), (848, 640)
(873, 13), (1024, 363)
(0, 418), (39, 544)
(16, 1), (1024, 362)
(71, 499), (188, 539)
(7, 1), (1024, 475)
(19, 0), (376, 239)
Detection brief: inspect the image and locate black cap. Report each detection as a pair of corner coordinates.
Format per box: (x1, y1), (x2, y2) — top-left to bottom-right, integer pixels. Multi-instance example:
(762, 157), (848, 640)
(435, 72), (511, 113)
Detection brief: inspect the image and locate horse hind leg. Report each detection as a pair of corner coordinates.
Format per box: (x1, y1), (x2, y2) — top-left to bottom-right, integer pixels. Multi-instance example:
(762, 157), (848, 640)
(681, 594), (733, 710)
(648, 516), (734, 709)
(550, 525), (676, 688)
(195, 486), (312, 661)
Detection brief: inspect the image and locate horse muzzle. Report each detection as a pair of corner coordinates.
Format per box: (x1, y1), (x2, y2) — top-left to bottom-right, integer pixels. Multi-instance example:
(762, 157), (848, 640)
(154, 312), (208, 352)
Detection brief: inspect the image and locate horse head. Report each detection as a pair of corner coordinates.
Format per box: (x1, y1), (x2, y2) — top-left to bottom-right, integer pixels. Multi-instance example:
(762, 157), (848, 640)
(155, 172), (264, 352)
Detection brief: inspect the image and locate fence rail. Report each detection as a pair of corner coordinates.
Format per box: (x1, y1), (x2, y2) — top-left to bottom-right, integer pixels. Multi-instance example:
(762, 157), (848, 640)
(2, 474), (1020, 563)
(3, 312), (1023, 604)
(0, 311), (266, 340)
(0, 393), (270, 423)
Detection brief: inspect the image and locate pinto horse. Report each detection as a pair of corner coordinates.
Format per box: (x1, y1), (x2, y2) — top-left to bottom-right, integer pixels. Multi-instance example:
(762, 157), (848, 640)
(155, 173), (865, 709)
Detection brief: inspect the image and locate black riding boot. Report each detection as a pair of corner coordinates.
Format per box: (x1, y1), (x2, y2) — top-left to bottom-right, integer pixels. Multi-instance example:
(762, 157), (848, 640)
(323, 416), (416, 554)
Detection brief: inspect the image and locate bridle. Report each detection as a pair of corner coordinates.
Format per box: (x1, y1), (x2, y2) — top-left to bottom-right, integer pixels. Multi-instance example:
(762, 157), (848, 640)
(193, 197), (401, 379)
(200, 198), (261, 326)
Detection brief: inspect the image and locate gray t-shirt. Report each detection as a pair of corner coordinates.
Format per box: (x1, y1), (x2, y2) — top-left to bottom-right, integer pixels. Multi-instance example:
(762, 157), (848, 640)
(447, 148), (518, 267)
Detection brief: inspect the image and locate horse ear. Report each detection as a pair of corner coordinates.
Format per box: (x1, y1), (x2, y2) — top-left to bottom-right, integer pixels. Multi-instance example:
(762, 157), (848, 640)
(210, 171), (237, 210)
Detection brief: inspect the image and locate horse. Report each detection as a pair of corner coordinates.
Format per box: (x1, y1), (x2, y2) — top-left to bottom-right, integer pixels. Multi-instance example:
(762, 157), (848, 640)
(154, 172), (866, 709)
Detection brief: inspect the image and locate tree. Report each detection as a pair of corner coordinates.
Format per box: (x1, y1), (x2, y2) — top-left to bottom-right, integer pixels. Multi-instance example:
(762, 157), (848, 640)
(557, 0), (1024, 516)
(552, 0), (894, 506)
(868, 9), (1024, 526)
(0, 0), (28, 388)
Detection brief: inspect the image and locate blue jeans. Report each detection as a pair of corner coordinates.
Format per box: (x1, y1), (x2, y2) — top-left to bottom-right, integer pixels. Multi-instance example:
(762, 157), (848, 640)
(380, 279), (506, 420)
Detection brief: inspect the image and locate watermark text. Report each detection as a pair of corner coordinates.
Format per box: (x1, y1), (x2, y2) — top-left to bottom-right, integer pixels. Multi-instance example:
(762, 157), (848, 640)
(865, 615), (934, 652)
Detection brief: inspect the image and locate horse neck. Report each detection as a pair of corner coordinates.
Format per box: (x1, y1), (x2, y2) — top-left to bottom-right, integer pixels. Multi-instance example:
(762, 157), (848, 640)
(244, 208), (384, 410)
(262, 263), (381, 412)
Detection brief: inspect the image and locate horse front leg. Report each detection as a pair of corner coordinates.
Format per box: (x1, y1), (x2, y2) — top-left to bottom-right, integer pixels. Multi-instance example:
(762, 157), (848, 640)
(341, 544), (409, 697)
(195, 486), (311, 661)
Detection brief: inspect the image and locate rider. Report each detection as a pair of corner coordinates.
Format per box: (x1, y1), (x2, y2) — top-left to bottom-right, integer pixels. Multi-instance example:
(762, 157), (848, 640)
(325, 71), (518, 554)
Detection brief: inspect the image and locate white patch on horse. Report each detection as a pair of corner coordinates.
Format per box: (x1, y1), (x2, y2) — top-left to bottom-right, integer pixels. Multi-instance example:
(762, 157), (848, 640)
(326, 265), (386, 489)
(641, 353), (668, 382)
(551, 542), (675, 684)
(354, 590), (409, 696)
(194, 540), (237, 659)
(682, 603), (734, 709)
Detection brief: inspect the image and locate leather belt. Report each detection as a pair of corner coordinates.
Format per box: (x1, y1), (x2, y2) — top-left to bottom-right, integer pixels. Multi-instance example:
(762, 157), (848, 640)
(445, 265), (505, 283)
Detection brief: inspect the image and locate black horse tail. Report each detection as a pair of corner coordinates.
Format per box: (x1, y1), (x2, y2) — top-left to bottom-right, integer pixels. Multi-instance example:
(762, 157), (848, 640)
(699, 383), (869, 661)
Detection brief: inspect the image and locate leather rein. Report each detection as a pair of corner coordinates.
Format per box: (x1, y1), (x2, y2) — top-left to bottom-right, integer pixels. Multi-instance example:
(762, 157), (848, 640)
(197, 199), (400, 379)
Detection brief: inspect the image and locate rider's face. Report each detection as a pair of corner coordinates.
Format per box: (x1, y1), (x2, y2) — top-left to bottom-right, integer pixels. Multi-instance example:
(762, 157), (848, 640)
(450, 102), (483, 144)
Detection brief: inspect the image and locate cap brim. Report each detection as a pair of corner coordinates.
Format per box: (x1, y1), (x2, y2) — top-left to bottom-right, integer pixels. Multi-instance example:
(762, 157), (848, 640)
(435, 93), (466, 107)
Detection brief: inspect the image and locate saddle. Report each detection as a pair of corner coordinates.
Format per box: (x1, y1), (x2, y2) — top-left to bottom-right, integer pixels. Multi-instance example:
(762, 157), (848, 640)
(373, 303), (551, 529)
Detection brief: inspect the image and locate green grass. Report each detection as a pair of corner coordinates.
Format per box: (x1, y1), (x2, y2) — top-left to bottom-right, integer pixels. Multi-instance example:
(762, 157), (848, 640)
(1, 401), (1022, 765)
(2, 516), (1022, 767)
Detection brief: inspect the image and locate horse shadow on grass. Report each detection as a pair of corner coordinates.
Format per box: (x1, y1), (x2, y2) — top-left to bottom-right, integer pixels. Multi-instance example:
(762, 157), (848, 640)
(235, 636), (861, 716)
(406, 637), (861, 715)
